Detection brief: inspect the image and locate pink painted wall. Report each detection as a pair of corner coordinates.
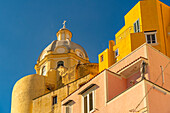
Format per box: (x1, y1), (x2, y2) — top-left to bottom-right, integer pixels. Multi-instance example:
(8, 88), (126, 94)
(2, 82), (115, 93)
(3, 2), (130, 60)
(126, 71), (141, 88)
(147, 45), (170, 90)
(61, 45), (170, 113)
(109, 44), (147, 73)
(62, 70), (147, 113)
(105, 81), (146, 113)
(62, 71), (106, 113)
(147, 83), (170, 113)
(107, 71), (126, 101)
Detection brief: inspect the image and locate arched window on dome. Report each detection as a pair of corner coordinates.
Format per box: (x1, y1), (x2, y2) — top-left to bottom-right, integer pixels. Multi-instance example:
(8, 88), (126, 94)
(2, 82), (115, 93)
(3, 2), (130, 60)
(57, 61), (64, 68)
(41, 66), (46, 76)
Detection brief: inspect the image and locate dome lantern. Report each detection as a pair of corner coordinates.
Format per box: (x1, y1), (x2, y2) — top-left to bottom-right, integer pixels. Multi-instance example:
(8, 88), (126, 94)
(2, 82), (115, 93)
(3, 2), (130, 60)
(56, 20), (72, 41)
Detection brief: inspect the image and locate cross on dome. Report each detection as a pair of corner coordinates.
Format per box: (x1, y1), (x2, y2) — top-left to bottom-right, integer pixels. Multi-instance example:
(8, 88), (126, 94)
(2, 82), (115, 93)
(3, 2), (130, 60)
(63, 20), (66, 28)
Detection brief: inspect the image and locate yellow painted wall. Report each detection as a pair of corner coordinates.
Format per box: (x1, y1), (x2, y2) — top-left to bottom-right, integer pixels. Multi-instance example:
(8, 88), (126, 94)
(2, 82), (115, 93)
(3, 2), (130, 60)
(140, 0), (170, 56)
(98, 40), (115, 72)
(113, 35), (132, 61)
(11, 74), (46, 113)
(157, 1), (170, 57)
(98, 0), (170, 72)
(140, 0), (161, 53)
(115, 2), (142, 43)
(113, 2), (142, 62)
(168, 26), (170, 56)
(130, 32), (146, 51)
(114, 0), (170, 62)
(108, 40), (115, 67)
(98, 49), (109, 72)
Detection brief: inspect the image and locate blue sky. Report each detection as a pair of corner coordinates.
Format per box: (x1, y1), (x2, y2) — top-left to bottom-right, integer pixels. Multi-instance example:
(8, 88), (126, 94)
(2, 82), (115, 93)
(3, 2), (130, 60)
(0, 0), (169, 112)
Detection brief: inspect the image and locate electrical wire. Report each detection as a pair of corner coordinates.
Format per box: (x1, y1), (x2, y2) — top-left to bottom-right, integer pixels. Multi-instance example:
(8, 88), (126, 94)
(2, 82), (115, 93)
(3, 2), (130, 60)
(133, 61), (170, 112)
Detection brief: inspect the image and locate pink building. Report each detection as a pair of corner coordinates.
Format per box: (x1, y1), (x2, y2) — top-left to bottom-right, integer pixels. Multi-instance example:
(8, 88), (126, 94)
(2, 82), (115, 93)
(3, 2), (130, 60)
(61, 44), (170, 113)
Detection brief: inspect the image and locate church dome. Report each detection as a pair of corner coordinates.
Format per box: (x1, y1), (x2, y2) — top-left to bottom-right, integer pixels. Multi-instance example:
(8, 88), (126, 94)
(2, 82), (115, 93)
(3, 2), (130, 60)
(37, 21), (89, 61)
(38, 40), (89, 61)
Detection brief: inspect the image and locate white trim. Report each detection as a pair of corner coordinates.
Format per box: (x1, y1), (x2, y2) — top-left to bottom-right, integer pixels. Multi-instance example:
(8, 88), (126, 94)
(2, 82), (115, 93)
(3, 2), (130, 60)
(134, 19), (140, 33)
(65, 105), (72, 113)
(82, 90), (95, 113)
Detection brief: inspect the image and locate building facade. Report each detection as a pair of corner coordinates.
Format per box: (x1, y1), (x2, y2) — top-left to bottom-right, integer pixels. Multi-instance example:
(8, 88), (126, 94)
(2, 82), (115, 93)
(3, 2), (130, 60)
(98, 0), (170, 72)
(11, 0), (170, 113)
(62, 44), (170, 113)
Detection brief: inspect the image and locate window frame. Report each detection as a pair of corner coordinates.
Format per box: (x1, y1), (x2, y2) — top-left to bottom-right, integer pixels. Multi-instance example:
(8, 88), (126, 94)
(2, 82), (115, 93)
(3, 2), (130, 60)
(100, 55), (104, 62)
(63, 100), (74, 113)
(115, 49), (119, 57)
(52, 95), (57, 105)
(66, 105), (72, 113)
(82, 90), (95, 113)
(144, 31), (157, 44)
(134, 19), (140, 33)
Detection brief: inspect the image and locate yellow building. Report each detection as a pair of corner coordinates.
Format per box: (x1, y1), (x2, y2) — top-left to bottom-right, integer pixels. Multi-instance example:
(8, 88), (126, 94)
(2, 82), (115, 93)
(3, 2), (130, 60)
(99, 0), (170, 72)
(11, 22), (98, 113)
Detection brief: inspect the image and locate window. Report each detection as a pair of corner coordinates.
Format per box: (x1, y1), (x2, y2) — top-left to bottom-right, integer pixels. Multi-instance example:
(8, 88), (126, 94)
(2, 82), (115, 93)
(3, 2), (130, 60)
(66, 105), (72, 113)
(52, 96), (57, 105)
(63, 100), (74, 113)
(115, 49), (119, 57)
(83, 91), (94, 113)
(41, 66), (46, 76)
(57, 61), (64, 68)
(100, 55), (103, 62)
(144, 31), (157, 44)
(134, 19), (140, 33)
